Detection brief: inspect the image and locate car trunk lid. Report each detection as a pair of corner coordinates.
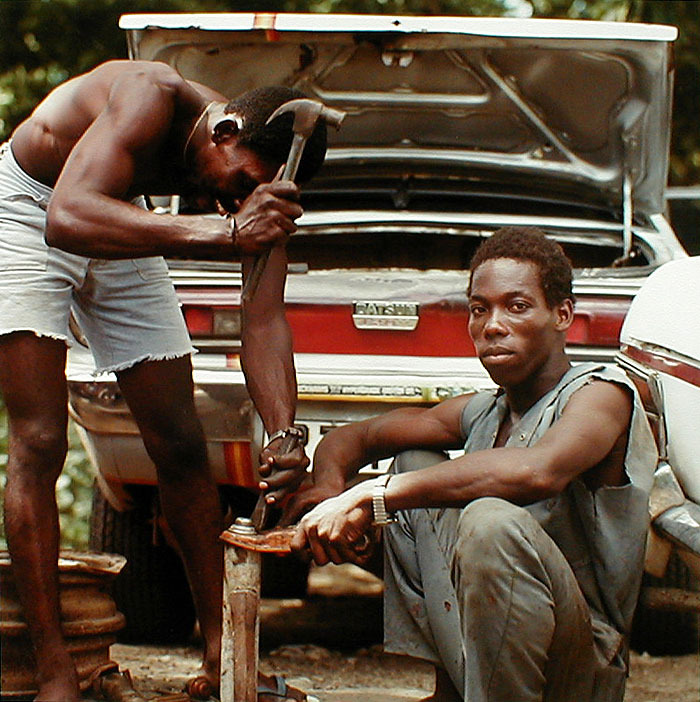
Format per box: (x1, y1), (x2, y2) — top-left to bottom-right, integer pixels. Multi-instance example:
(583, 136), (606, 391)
(121, 12), (676, 221)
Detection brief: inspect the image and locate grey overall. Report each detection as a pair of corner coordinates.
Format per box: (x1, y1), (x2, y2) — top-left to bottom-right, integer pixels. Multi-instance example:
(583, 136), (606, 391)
(383, 363), (656, 701)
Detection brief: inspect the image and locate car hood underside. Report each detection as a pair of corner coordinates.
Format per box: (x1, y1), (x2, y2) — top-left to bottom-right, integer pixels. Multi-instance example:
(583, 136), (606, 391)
(122, 13), (676, 218)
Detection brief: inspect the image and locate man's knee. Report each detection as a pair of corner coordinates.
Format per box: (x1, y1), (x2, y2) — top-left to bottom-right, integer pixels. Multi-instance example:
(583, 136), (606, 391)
(455, 497), (534, 567)
(391, 449), (449, 476)
(10, 420), (68, 472)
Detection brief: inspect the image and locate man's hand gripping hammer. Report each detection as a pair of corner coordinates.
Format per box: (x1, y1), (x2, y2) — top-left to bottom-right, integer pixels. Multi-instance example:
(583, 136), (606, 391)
(250, 427), (305, 532)
(241, 99), (345, 303)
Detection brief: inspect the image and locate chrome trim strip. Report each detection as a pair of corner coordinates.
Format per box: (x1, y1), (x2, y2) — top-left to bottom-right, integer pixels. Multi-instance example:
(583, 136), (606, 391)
(620, 343), (700, 389)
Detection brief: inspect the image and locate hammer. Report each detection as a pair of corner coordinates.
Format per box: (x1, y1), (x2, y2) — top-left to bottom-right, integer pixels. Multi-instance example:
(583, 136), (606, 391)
(240, 99), (345, 303)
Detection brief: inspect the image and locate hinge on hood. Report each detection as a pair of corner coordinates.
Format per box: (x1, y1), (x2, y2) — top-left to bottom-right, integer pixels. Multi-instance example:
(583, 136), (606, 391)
(613, 172), (637, 267)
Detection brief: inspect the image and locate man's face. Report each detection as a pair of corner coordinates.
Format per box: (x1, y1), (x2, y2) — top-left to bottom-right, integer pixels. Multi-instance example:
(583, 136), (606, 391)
(468, 258), (572, 388)
(189, 142), (278, 214)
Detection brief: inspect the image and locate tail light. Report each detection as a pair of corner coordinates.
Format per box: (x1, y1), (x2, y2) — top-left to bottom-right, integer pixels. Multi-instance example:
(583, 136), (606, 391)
(182, 306), (242, 352)
(180, 296), (630, 358)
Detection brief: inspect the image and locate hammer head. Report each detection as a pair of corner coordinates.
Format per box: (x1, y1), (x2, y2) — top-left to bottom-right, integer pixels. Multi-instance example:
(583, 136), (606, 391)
(266, 98), (345, 137)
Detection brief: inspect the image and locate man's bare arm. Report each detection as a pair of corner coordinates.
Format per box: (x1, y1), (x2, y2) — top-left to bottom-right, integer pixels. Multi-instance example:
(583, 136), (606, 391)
(292, 379), (632, 563)
(385, 379), (632, 512)
(241, 246), (297, 432)
(45, 64), (298, 259)
(240, 246), (309, 499)
(283, 393), (471, 523)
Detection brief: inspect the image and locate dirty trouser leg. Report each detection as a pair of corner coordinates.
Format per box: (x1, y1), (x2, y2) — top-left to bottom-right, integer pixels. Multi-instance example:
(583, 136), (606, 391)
(384, 453), (596, 702)
(383, 451), (467, 688)
(455, 497), (595, 702)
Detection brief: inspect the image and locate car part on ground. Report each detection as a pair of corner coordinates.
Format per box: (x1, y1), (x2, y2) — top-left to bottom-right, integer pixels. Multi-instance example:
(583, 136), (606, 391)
(0, 552), (126, 698)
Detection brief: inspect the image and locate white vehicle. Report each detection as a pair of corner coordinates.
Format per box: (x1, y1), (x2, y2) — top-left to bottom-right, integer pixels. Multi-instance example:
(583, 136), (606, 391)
(618, 256), (700, 654)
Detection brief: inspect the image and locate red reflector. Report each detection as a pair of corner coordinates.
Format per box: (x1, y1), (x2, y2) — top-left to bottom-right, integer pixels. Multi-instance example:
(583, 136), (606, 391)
(183, 307), (213, 336)
(566, 316), (590, 345)
(223, 441), (256, 488)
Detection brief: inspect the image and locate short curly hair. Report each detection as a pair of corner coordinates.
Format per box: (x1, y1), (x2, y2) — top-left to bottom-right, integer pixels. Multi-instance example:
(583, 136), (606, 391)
(225, 86), (327, 183)
(468, 227), (575, 307)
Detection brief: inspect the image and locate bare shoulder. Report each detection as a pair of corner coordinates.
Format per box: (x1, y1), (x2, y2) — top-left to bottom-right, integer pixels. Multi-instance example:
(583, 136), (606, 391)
(21, 60), (192, 139)
(52, 61), (187, 108)
(92, 60), (185, 89)
(564, 377), (632, 427)
(564, 379), (634, 488)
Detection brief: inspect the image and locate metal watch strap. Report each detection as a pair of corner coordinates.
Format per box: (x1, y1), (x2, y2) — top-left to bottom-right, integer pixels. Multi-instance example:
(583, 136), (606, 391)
(266, 426), (304, 446)
(372, 473), (395, 526)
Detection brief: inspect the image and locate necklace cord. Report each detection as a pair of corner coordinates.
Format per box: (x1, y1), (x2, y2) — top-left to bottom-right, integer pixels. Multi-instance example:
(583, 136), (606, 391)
(182, 102), (216, 167)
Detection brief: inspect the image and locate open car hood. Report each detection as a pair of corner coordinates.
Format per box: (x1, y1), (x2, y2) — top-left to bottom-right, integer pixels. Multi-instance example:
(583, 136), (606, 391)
(120, 13), (677, 218)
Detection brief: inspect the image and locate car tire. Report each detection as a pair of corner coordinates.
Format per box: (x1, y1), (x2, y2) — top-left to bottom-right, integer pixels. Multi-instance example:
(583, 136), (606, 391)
(631, 551), (700, 655)
(89, 484), (196, 645)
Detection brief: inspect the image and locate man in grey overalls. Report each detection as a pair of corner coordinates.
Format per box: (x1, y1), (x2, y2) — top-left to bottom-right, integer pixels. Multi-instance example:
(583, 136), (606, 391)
(289, 226), (657, 701)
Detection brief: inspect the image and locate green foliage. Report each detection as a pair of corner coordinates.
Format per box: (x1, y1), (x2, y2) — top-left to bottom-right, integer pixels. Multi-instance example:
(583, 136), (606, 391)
(629, 1), (700, 185)
(0, 397), (93, 551)
(0, 0), (233, 137)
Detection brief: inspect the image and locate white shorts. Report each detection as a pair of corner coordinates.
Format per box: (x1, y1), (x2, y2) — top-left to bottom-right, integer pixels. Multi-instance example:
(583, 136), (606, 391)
(0, 141), (195, 373)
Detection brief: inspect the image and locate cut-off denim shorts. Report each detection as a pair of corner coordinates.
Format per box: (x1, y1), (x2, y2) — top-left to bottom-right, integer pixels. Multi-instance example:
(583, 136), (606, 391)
(0, 141), (195, 373)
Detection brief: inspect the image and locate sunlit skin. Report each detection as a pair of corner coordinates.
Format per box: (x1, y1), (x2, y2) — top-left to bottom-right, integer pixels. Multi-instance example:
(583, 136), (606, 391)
(185, 141), (281, 215)
(468, 258), (573, 417)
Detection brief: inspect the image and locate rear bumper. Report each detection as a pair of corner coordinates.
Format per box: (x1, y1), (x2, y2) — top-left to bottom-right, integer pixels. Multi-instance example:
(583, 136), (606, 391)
(68, 345), (619, 508)
(66, 349), (495, 497)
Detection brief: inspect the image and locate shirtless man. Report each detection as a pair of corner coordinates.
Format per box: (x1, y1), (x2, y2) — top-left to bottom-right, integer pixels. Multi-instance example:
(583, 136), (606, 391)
(289, 227), (657, 701)
(0, 60), (325, 702)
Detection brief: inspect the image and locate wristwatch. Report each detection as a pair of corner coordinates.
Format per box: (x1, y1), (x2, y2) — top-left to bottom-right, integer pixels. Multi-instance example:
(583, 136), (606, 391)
(371, 473), (396, 527)
(266, 426), (305, 446)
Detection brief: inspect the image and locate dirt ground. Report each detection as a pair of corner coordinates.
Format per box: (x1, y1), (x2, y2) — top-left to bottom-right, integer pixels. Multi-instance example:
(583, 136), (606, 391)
(111, 641), (700, 702)
(106, 564), (699, 702)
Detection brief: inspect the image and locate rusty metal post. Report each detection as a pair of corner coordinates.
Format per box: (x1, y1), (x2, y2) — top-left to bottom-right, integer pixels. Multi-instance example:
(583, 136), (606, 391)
(221, 518), (261, 702)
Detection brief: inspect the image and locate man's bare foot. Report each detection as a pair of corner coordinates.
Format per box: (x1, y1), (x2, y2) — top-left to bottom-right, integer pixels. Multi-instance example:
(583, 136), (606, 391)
(185, 651), (221, 699)
(34, 674), (80, 702)
(186, 671), (316, 701)
(185, 673), (217, 700)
